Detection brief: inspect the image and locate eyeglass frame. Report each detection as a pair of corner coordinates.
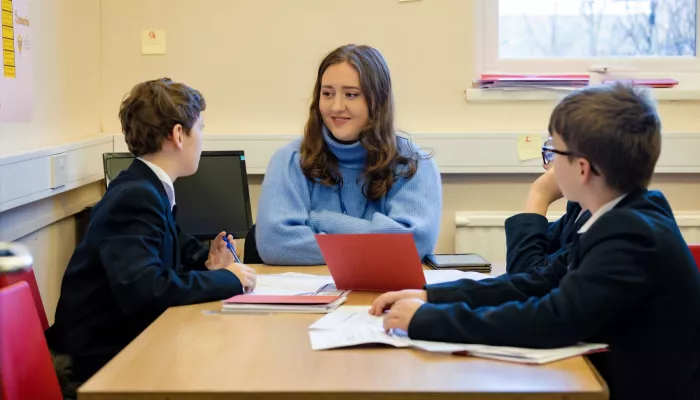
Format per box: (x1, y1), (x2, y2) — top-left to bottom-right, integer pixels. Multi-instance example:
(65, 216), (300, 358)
(541, 146), (600, 175)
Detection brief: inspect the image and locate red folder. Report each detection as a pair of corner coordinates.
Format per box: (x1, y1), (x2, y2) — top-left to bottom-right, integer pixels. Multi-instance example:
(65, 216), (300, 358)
(315, 233), (426, 292)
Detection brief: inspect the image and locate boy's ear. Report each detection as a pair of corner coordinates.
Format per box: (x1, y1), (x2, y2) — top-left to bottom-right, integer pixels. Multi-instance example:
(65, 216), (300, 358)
(578, 158), (593, 183)
(170, 124), (184, 150)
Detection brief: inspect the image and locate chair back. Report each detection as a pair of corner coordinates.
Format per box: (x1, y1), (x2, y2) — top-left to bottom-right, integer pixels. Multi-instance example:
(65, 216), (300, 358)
(0, 242), (49, 330)
(243, 224), (263, 264)
(689, 244), (700, 271)
(0, 281), (62, 400)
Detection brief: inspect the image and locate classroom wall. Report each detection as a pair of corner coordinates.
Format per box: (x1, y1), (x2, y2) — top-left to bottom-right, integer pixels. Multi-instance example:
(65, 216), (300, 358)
(100, 0), (700, 253)
(12, 182), (104, 325)
(0, 0), (101, 155)
(0, 0), (103, 321)
(0, 0), (695, 324)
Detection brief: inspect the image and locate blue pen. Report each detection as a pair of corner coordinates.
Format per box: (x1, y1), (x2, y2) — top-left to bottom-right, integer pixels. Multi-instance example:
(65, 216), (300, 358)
(222, 235), (242, 264)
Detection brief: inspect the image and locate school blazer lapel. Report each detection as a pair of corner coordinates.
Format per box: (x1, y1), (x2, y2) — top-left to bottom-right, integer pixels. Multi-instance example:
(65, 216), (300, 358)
(166, 204), (181, 270)
(128, 159), (181, 270)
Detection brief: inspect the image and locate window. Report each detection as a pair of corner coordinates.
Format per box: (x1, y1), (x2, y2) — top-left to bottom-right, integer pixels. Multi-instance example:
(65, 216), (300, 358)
(478, 0), (700, 74)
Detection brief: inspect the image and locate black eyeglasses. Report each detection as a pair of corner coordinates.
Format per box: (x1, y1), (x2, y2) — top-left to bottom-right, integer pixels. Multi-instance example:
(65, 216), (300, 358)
(541, 146), (600, 175)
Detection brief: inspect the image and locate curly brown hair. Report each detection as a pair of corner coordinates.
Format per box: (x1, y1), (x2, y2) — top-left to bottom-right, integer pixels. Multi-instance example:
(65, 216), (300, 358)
(300, 45), (420, 201)
(118, 77), (206, 157)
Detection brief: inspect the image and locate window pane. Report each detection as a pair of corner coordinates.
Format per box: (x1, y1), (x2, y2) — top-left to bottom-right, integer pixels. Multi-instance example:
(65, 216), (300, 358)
(499, 0), (697, 58)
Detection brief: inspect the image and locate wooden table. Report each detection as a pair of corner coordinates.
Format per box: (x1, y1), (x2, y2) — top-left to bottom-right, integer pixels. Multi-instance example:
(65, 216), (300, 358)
(78, 265), (609, 400)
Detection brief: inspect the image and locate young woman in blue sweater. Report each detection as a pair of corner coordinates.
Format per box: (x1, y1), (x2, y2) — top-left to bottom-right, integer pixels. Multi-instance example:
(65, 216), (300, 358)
(255, 44), (442, 265)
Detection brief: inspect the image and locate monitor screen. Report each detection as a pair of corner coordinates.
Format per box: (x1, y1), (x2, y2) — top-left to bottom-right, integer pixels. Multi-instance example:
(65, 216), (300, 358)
(104, 157), (134, 184)
(103, 151), (253, 240)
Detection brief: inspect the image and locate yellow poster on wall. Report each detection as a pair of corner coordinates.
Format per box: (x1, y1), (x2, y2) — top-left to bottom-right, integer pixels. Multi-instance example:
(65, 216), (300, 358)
(1, 25), (11, 39)
(1, 0), (32, 121)
(3, 49), (13, 66)
(1, 10), (11, 27)
(0, 0), (11, 80)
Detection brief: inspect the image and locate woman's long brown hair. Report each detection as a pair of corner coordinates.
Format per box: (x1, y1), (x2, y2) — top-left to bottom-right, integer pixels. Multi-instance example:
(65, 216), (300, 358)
(300, 44), (420, 201)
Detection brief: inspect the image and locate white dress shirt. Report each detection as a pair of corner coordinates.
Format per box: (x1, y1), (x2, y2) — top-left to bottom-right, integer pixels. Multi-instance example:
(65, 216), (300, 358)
(137, 157), (176, 210)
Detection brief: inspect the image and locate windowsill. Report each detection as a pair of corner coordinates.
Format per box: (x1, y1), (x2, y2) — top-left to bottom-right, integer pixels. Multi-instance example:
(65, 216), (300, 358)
(465, 86), (700, 103)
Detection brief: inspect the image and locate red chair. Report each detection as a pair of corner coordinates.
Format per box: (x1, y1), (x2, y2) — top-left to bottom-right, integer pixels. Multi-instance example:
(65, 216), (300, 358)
(689, 244), (700, 271)
(0, 281), (62, 400)
(0, 242), (49, 331)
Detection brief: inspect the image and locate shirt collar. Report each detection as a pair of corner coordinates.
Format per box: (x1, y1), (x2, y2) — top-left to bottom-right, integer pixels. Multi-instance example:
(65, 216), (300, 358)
(137, 157), (176, 210)
(577, 194), (627, 234)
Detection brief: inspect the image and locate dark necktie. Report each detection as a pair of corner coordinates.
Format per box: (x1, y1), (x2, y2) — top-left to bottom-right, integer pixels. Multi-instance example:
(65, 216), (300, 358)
(574, 209), (592, 232)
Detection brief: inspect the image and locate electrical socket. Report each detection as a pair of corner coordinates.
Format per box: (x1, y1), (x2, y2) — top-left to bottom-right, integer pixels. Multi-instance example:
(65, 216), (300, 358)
(50, 153), (69, 189)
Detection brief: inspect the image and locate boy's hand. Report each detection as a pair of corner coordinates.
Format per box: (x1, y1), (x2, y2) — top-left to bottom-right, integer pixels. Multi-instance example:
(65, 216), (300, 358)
(369, 290), (427, 316)
(224, 263), (257, 292)
(205, 232), (236, 270)
(526, 167), (563, 215)
(531, 167), (563, 204)
(382, 298), (425, 332)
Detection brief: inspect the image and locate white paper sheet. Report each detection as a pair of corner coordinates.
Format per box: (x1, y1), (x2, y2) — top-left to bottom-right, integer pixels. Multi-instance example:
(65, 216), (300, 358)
(250, 270), (488, 297)
(308, 306), (382, 330)
(308, 306), (608, 364)
(250, 273), (336, 296)
(308, 326), (409, 350)
(423, 269), (491, 285)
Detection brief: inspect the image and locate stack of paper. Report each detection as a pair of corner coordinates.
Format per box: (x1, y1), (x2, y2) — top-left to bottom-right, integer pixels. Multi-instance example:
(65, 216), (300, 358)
(248, 270), (490, 297)
(220, 273), (347, 314)
(222, 294), (347, 314)
(602, 78), (678, 88)
(250, 273), (344, 296)
(474, 74), (590, 91)
(221, 270), (490, 314)
(308, 306), (607, 364)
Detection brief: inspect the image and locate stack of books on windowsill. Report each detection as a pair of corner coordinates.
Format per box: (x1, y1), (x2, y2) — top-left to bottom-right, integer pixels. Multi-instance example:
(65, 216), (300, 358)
(473, 74), (590, 91)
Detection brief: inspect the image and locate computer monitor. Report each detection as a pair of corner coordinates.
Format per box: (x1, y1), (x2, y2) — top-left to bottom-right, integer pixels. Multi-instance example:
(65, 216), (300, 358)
(102, 151), (253, 240)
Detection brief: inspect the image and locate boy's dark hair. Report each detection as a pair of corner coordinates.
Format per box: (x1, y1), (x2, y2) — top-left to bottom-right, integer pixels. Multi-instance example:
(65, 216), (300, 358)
(548, 82), (661, 193)
(118, 78), (206, 157)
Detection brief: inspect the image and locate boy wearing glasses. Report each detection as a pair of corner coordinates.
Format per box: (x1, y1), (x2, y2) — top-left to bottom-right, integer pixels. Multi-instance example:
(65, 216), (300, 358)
(502, 137), (591, 274)
(371, 83), (700, 400)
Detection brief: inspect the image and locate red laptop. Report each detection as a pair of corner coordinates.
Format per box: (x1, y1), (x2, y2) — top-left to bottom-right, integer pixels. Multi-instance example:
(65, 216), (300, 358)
(315, 233), (426, 292)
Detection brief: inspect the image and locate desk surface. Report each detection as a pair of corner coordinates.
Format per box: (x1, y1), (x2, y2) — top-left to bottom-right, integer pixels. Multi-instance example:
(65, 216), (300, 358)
(79, 265), (608, 400)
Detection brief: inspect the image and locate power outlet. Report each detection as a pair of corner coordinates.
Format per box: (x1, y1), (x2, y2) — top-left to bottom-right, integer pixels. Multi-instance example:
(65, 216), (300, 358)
(51, 153), (69, 189)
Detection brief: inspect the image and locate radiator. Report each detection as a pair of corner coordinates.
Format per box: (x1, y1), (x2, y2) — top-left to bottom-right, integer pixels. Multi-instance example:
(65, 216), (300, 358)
(455, 211), (700, 265)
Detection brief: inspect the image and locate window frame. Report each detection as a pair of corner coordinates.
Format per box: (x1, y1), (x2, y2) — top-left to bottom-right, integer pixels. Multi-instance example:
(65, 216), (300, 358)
(475, 0), (700, 75)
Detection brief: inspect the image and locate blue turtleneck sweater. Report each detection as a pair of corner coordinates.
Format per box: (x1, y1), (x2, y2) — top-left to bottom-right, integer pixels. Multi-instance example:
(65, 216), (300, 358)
(255, 127), (442, 265)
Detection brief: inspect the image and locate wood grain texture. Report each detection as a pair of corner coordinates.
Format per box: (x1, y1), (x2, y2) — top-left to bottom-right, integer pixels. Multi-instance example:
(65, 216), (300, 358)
(78, 265), (608, 400)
